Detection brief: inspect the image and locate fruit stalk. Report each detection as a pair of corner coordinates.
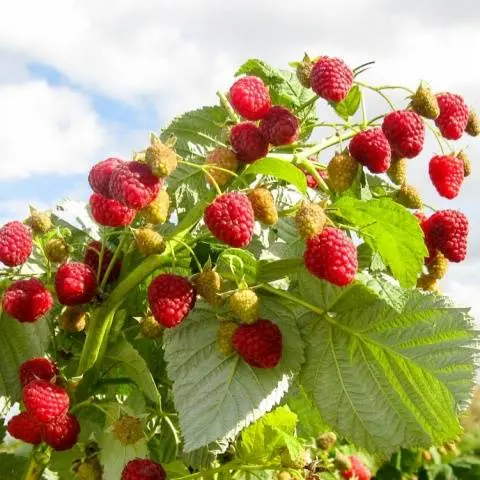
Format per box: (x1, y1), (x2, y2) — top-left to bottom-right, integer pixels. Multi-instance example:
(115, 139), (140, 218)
(22, 446), (50, 480)
(76, 196), (212, 376)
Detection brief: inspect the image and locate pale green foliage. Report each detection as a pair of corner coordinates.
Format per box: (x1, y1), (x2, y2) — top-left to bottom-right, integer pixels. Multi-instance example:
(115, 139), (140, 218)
(334, 197), (428, 287)
(164, 298), (304, 451)
(297, 271), (476, 453)
(0, 311), (50, 400)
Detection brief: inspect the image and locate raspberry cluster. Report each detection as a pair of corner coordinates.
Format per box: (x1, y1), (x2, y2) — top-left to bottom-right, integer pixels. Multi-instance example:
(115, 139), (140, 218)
(227, 75), (300, 164)
(7, 358), (80, 451)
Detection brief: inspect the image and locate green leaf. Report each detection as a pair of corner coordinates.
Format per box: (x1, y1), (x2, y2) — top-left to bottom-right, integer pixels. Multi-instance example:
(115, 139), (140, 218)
(161, 106), (227, 160)
(148, 421), (179, 465)
(236, 59), (312, 109)
(258, 258), (304, 283)
(235, 59), (317, 140)
(104, 337), (161, 405)
(164, 297), (304, 451)
(243, 158), (307, 194)
(334, 197), (427, 287)
(299, 285), (477, 453)
(161, 106), (226, 220)
(99, 403), (149, 480)
(356, 271), (407, 313)
(0, 453), (28, 478)
(287, 385), (329, 438)
(0, 311), (50, 401)
(216, 248), (258, 285)
(239, 406), (298, 462)
(330, 86), (362, 120)
(296, 271), (379, 314)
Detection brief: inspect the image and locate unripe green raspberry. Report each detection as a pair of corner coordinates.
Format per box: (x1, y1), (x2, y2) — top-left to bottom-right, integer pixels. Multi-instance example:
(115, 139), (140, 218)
(277, 472), (292, 480)
(327, 152), (358, 193)
(75, 459), (103, 480)
(247, 187), (278, 226)
(139, 190), (170, 225)
(192, 269), (224, 307)
(133, 228), (165, 256)
(217, 320), (238, 356)
(113, 415), (144, 445)
(466, 110), (480, 137)
(387, 157), (408, 185)
(140, 315), (164, 339)
(145, 140), (178, 178)
(316, 431), (337, 450)
(44, 238), (69, 263)
(458, 151), (471, 177)
(26, 207), (52, 234)
(417, 274), (440, 293)
(59, 306), (88, 333)
(427, 251), (448, 280)
(410, 82), (440, 119)
(294, 202), (326, 239)
(205, 147), (238, 186)
(334, 452), (352, 472)
(229, 289), (259, 324)
(280, 447), (308, 469)
(395, 184), (422, 209)
(295, 54), (315, 88)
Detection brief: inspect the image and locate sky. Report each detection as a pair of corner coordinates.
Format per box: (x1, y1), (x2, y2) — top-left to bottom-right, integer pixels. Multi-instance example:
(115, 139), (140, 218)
(0, 0), (479, 321)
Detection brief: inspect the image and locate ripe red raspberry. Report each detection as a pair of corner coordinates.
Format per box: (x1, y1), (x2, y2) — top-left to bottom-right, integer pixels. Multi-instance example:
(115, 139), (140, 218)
(382, 110), (425, 158)
(435, 93), (469, 140)
(0, 221), (32, 267)
(204, 192), (254, 247)
(415, 212), (435, 262)
(148, 274), (196, 328)
(349, 128), (391, 173)
(2, 278), (53, 323)
(232, 319), (282, 369)
(259, 106), (300, 146)
(304, 227), (358, 286)
(302, 161), (328, 188)
(310, 56), (353, 103)
(230, 122), (269, 164)
(429, 155), (464, 199)
(84, 240), (121, 284)
(7, 412), (43, 445)
(229, 76), (271, 120)
(88, 157), (124, 197)
(43, 413), (80, 451)
(425, 210), (468, 262)
(20, 358), (59, 387)
(55, 262), (97, 306)
(90, 193), (136, 227)
(110, 161), (161, 209)
(22, 379), (70, 423)
(121, 458), (166, 480)
(342, 456), (371, 480)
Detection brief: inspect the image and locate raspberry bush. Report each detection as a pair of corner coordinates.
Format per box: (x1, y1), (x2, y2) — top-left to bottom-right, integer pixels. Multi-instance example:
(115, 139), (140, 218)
(0, 54), (478, 480)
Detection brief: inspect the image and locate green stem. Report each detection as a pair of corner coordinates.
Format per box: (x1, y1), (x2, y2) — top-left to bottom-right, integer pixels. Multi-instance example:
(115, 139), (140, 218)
(99, 232), (128, 290)
(297, 157), (331, 194)
(354, 81), (396, 111)
(96, 236), (106, 285)
(76, 197), (213, 376)
(299, 129), (358, 158)
(216, 91), (240, 123)
(296, 95), (319, 113)
(260, 283), (325, 316)
(22, 446), (50, 480)
(176, 463), (280, 480)
(425, 121), (446, 154)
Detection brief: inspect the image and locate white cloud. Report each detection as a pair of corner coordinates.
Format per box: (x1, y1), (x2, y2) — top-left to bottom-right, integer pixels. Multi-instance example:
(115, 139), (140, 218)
(0, 0), (477, 322)
(0, 80), (107, 180)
